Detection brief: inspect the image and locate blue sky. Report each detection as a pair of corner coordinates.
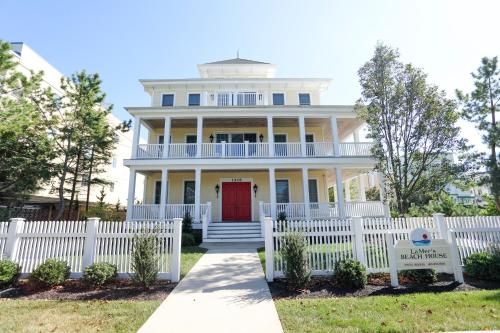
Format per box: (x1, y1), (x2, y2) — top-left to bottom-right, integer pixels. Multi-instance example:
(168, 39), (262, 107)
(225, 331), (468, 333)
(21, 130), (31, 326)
(1, 0), (499, 150)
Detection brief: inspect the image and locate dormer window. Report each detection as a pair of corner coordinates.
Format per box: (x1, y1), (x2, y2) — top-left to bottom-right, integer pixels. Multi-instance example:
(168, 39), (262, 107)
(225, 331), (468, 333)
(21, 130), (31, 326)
(299, 93), (311, 106)
(188, 93), (201, 106)
(162, 94), (174, 107)
(272, 93), (285, 105)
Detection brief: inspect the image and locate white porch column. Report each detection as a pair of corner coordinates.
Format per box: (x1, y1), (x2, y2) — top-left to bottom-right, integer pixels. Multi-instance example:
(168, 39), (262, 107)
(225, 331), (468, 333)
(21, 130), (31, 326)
(299, 115), (306, 157)
(160, 168), (168, 219)
(126, 168), (136, 220)
(335, 168), (346, 217)
(162, 116), (171, 158)
(196, 116), (203, 158)
(330, 116), (340, 157)
(131, 116), (141, 158)
(345, 178), (351, 202)
(194, 168), (201, 222)
(358, 174), (367, 201)
(269, 167), (276, 219)
(302, 167), (310, 219)
(267, 115), (274, 157)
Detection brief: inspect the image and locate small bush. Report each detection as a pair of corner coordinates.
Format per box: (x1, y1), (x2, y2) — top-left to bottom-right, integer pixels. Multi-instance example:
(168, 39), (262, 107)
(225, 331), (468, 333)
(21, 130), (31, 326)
(81, 263), (117, 288)
(465, 251), (500, 281)
(282, 232), (310, 289)
(182, 233), (196, 247)
(0, 260), (21, 287)
(131, 230), (159, 288)
(29, 259), (70, 288)
(400, 269), (437, 284)
(191, 229), (202, 245)
(333, 259), (367, 289)
(277, 211), (287, 222)
(182, 211), (193, 234)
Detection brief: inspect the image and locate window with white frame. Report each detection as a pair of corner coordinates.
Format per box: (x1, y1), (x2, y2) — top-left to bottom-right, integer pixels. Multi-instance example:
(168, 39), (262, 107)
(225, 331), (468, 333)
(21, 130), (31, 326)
(272, 93), (285, 105)
(188, 93), (201, 106)
(276, 180), (290, 203)
(162, 94), (174, 107)
(308, 179), (318, 203)
(298, 93), (311, 105)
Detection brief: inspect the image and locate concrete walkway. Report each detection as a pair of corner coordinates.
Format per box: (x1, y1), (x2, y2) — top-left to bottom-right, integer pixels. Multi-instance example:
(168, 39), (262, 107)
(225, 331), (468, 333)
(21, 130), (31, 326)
(138, 247), (284, 333)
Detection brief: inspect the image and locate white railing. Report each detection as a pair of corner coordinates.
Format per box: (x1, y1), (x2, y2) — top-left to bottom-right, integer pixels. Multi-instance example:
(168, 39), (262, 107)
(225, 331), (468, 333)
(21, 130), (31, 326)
(261, 202), (385, 219)
(306, 142), (335, 157)
(136, 144), (163, 158)
(274, 142), (302, 157)
(0, 221), (9, 260)
(211, 92), (265, 106)
(263, 214), (500, 281)
(165, 204), (195, 220)
(135, 142), (374, 159)
(0, 218), (182, 281)
(339, 142), (374, 156)
(345, 201), (386, 217)
(132, 204), (161, 220)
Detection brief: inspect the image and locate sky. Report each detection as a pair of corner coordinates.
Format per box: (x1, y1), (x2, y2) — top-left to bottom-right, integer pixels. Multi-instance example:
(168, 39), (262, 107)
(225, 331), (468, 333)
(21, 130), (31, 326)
(1, 0), (499, 152)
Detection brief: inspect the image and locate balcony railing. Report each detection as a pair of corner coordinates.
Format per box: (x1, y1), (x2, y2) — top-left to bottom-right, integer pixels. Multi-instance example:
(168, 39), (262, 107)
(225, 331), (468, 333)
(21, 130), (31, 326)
(260, 201), (386, 219)
(207, 92), (266, 106)
(131, 203), (210, 222)
(135, 142), (374, 159)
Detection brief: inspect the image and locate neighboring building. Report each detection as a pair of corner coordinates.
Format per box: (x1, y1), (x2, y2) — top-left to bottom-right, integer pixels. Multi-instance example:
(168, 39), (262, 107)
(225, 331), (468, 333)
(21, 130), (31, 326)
(8, 42), (142, 210)
(124, 57), (388, 242)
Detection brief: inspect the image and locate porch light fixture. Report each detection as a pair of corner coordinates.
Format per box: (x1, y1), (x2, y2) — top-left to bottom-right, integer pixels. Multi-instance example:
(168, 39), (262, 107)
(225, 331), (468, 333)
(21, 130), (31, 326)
(209, 134), (214, 143)
(253, 184), (258, 197)
(215, 184), (220, 197)
(259, 134), (264, 142)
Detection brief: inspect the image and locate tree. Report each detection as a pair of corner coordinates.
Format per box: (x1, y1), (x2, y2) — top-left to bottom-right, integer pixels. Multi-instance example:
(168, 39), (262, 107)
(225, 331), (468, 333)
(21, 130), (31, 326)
(0, 41), (55, 203)
(355, 43), (470, 214)
(457, 57), (500, 209)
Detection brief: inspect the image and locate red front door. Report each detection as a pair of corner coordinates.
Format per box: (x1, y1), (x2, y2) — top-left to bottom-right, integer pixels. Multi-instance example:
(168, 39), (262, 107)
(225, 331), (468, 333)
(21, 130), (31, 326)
(222, 182), (252, 221)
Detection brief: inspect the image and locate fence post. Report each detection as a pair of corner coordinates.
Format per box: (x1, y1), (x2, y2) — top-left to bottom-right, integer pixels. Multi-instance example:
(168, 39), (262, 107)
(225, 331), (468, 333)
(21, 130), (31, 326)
(448, 229), (464, 283)
(385, 231), (399, 287)
(170, 217), (183, 283)
(433, 213), (448, 240)
(383, 203), (391, 217)
(5, 218), (25, 260)
(259, 201), (265, 236)
(264, 217), (274, 282)
(202, 213), (208, 241)
(82, 217), (100, 269)
(352, 217), (366, 267)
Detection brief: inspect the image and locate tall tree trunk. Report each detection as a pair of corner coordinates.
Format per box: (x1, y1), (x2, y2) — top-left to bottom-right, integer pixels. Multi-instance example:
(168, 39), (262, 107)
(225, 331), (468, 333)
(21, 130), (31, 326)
(85, 146), (95, 212)
(55, 135), (73, 220)
(489, 77), (500, 210)
(67, 145), (82, 219)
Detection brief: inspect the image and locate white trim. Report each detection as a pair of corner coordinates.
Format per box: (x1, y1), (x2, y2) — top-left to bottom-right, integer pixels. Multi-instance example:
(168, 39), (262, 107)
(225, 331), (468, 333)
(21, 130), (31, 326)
(161, 93), (175, 107)
(298, 92), (311, 106)
(218, 177), (255, 222)
(186, 92), (202, 106)
(271, 91), (286, 106)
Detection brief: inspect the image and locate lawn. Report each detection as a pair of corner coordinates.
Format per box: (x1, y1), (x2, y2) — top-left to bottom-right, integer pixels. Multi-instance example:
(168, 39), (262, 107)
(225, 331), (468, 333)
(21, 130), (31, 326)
(275, 290), (500, 333)
(0, 245), (207, 333)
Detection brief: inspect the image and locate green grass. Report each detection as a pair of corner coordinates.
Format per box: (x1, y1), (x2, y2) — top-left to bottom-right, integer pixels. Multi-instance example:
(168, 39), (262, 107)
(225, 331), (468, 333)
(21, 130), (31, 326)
(257, 247), (266, 273)
(275, 290), (500, 333)
(0, 246), (207, 333)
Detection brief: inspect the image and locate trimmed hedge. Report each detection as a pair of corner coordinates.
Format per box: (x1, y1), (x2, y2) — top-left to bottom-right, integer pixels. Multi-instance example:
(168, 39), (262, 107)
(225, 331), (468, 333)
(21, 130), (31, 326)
(82, 263), (117, 288)
(29, 259), (70, 288)
(400, 269), (437, 284)
(282, 233), (311, 289)
(182, 233), (196, 247)
(465, 251), (500, 281)
(333, 258), (367, 289)
(0, 260), (21, 287)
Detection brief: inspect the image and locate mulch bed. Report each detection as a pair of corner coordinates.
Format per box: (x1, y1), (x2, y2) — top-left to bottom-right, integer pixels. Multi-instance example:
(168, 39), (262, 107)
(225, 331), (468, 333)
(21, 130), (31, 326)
(269, 274), (500, 300)
(0, 279), (175, 301)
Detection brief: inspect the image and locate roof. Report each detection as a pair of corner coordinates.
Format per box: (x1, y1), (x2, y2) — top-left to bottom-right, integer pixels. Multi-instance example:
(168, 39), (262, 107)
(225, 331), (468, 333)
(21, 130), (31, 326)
(204, 57), (270, 65)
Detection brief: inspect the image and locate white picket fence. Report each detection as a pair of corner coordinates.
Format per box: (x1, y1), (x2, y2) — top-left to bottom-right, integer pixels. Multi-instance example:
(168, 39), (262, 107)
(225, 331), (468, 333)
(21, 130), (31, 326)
(0, 217), (183, 282)
(264, 214), (500, 281)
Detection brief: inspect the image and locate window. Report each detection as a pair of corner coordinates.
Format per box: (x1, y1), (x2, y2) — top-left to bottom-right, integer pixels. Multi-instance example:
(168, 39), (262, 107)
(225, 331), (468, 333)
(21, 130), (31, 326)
(110, 182), (115, 193)
(184, 181), (195, 204)
(81, 175), (89, 187)
(299, 93), (311, 106)
(161, 94), (174, 107)
(276, 180), (290, 203)
(308, 179), (318, 203)
(272, 93), (285, 105)
(112, 157), (117, 168)
(188, 93), (201, 106)
(154, 180), (168, 204)
(158, 135), (164, 145)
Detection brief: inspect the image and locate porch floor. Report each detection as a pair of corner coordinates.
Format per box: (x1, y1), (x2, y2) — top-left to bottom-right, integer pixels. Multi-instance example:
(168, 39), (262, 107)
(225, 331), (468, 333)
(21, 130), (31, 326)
(137, 247), (283, 333)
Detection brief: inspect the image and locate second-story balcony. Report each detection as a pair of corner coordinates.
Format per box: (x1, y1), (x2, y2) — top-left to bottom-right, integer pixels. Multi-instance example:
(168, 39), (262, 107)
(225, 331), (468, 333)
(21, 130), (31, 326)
(135, 141), (374, 159)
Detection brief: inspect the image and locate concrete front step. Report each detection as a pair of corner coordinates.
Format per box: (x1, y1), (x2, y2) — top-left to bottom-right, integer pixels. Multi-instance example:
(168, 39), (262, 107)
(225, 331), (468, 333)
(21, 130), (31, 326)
(208, 233), (262, 238)
(203, 237), (265, 243)
(209, 229), (261, 235)
(208, 222), (260, 227)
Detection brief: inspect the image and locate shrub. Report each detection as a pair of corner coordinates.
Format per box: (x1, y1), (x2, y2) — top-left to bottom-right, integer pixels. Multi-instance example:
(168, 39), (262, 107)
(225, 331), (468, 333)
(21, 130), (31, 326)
(191, 229), (202, 245)
(131, 230), (159, 288)
(282, 232), (310, 289)
(400, 269), (437, 284)
(277, 211), (287, 222)
(29, 259), (70, 288)
(0, 260), (21, 287)
(333, 258), (367, 289)
(182, 233), (196, 247)
(182, 211), (193, 234)
(81, 263), (117, 288)
(465, 250), (500, 281)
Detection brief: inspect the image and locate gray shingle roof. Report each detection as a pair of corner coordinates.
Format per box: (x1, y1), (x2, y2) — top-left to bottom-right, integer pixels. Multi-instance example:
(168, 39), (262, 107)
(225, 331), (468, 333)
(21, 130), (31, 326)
(204, 57), (270, 65)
